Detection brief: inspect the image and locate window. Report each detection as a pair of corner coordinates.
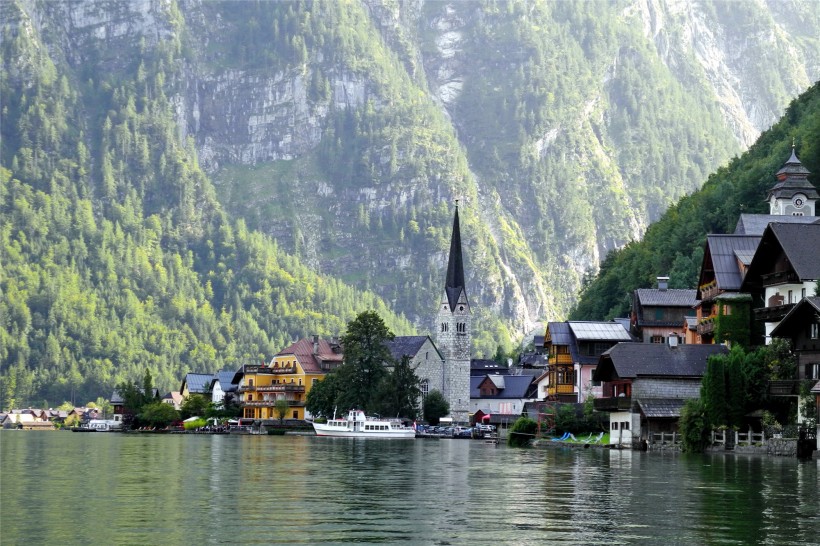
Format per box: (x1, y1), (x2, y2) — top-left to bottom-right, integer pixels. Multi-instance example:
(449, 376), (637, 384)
(806, 363), (820, 380)
(420, 380), (429, 398)
(651, 336), (664, 344)
(811, 323), (819, 340)
(802, 288), (807, 299)
(788, 290), (793, 304)
(622, 422), (629, 430)
(611, 422), (618, 430)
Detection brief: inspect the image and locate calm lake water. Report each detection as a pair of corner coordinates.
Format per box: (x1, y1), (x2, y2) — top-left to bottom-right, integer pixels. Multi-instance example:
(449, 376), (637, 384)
(1, 431), (818, 545)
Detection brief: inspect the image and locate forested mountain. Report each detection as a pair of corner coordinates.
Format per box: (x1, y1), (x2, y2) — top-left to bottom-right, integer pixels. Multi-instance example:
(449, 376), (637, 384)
(2, 0), (820, 406)
(572, 81), (820, 320)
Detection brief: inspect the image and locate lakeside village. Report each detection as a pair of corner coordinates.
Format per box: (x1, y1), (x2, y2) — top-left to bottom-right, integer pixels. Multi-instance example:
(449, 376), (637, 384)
(3, 150), (820, 457)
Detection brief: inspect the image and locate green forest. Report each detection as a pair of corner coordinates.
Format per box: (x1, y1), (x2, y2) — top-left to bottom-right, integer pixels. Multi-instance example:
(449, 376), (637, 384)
(572, 82), (820, 320)
(2, 0), (820, 408)
(0, 3), (414, 408)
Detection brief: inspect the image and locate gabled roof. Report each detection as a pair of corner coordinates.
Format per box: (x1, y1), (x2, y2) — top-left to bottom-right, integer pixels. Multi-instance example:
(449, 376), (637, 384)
(698, 235), (761, 295)
(635, 288), (698, 307)
(471, 359), (509, 375)
(742, 223), (820, 290)
(470, 375), (535, 399)
(385, 336), (441, 362)
(594, 343), (728, 381)
(182, 373), (215, 394)
(211, 370), (239, 393)
(546, 322), (572, 345)
(733, 214), (819, 235)
(770, 297), (820, 338)
(568, 321), (632, 341)
(277, 338), (344, 374)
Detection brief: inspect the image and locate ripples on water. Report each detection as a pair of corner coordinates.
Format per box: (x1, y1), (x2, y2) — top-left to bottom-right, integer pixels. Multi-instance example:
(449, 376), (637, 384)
(1, 432), (818, 545)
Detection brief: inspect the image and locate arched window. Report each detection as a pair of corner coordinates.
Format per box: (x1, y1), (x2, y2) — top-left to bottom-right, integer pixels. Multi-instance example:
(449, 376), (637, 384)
(420, 380), (429, 398)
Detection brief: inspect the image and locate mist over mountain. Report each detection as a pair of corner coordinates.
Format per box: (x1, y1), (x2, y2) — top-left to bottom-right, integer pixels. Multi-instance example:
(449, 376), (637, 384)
(2, 0), (819, 404)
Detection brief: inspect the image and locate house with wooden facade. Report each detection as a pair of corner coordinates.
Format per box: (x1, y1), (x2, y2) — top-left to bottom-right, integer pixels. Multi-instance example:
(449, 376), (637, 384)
(544, 321), (633, 403)
(770, 297), (820, 398)
(470, 373), (537, 426)
(694, 234), (759, 345)
(740, 222), (820, 344)
(593, 342), (728, 447)
(631, 277), (698, 344)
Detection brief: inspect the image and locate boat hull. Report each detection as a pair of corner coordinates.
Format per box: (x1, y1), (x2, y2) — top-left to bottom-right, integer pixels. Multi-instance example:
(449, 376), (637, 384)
(312, 423), (415, 438)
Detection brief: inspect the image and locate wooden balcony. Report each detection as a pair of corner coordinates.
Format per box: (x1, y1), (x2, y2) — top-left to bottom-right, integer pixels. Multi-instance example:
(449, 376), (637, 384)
(699, 283), (719, 301)
(594, 397), (632, 412)
(760, 270), (799, 286)
(697, 317), (715, 335)
(547, 384), (575, 396)
(548, 354), (573, 365)
(753, 303), (795, 322)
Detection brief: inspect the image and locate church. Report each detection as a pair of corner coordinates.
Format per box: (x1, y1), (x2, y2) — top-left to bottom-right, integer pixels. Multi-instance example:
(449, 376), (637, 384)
(386, 205), (472, 423)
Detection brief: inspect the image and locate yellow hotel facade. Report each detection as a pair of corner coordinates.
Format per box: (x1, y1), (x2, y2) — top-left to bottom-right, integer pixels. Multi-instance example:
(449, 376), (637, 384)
(238, 337), (343, 420)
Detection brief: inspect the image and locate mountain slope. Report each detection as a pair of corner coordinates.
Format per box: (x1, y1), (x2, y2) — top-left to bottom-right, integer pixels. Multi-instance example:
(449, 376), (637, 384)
(571, 81), (820, 320)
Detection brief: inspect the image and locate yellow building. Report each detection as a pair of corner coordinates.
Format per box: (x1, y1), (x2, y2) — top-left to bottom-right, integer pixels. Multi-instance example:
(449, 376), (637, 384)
(239, 336), (344, 420)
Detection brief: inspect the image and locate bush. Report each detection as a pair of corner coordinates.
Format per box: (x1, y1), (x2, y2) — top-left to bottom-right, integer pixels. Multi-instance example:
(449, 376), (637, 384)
(679, 399), (709, 453)
(183, 418), (207, 430)
(508, 417), (537, 447)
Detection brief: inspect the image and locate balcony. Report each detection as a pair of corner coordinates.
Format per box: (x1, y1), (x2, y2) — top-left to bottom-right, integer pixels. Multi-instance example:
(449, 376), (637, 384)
(760, 270), (799, 286)
(769, 380), (800, 396)
(242, 400), (306, 408)
(594, 397), (632, 412)
(699, 282), (719, 301)
(753, 303), (795, 322)
(257, 384), (305, 393)
(547, 384), (576, 396)
(697, 317), (715, 335)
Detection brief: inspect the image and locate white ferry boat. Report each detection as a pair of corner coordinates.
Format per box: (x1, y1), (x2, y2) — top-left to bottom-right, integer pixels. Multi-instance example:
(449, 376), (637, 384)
(312, 409), (416, 439)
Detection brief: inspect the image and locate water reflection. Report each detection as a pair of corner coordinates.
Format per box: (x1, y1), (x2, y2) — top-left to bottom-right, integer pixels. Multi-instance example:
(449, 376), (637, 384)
(1, 433), (818, 545)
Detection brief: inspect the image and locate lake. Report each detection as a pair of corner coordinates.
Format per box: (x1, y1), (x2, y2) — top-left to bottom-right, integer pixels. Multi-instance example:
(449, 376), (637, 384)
(1, 431), (818, 545)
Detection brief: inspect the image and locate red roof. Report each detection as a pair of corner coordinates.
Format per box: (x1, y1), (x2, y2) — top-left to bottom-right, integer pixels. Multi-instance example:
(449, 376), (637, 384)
(277, 338), (343, 374)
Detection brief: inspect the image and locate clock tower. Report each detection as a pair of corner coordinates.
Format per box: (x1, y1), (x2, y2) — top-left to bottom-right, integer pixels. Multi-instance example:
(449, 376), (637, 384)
(767, 146), (818, 216)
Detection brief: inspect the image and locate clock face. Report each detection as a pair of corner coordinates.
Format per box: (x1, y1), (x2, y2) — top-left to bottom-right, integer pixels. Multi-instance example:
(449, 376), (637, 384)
(793, 195), (805, 208)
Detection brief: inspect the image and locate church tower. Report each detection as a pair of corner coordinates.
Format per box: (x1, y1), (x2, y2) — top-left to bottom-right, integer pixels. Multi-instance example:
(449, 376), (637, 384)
(767, 145), (818, 216)
(436, 205), (471, 423)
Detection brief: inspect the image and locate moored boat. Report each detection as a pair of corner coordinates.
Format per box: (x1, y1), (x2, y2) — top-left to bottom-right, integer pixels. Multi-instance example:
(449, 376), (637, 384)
(312, 409), (415, 438)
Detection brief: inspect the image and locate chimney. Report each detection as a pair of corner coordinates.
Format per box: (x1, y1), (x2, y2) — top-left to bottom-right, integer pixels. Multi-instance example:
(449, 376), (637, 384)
(668, 334), (678, 348)
(657, 276), (669, 291)
(313, 335), (319, 355)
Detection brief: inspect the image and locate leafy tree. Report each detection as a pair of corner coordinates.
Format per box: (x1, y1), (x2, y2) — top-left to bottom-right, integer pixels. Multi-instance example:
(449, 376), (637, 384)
(305, 371), (341, 419)
(139, 402), (179, 427)
(701, 354), (728, 427)
(274, 398), (290, 424)
(422, 390), (449, 425)
(374, 355), (420, 419)
(180, 393), (209, 419)
(508, 416), (537, 447)
(335, 310), (394, 413)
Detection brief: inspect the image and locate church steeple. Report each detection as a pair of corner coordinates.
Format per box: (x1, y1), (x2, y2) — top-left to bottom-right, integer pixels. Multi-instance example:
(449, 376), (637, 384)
(444, 204), (467, 311)
(767, 145), (818, 216)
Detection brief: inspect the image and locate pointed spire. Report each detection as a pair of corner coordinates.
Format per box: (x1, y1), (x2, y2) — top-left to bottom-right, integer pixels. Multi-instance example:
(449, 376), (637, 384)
(444, 203), (466, 310)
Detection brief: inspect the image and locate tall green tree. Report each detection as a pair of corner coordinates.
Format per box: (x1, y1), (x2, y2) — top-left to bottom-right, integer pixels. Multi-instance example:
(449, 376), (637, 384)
(335, 311), (393, 413)
(374, 355), (421, 419)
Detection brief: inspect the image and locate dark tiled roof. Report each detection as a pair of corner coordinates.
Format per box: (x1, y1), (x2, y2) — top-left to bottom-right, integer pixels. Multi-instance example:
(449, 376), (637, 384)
(700, 235), (761, 293)
(733, 213), (819, 235)
(183, 373), (214, 394)
(595, 343), (728, 381)
(532, 335), (545, 347)
(744, 223), (820, 289)
(471, 359), (509, 375)
(770, 297), (820, 338)
(385, 336), (432, 361)
(638, 399), (687, 418)
(635, 288), (698, 307)
(212, 370), (239, 393)
(444, 208), (467, 311)
(470, 375), (535, 399)
(546, 322), (572, 345)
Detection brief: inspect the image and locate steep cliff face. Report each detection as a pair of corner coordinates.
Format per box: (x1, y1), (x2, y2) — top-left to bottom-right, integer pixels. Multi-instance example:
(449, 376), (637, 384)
(7, 0), (820, 355)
